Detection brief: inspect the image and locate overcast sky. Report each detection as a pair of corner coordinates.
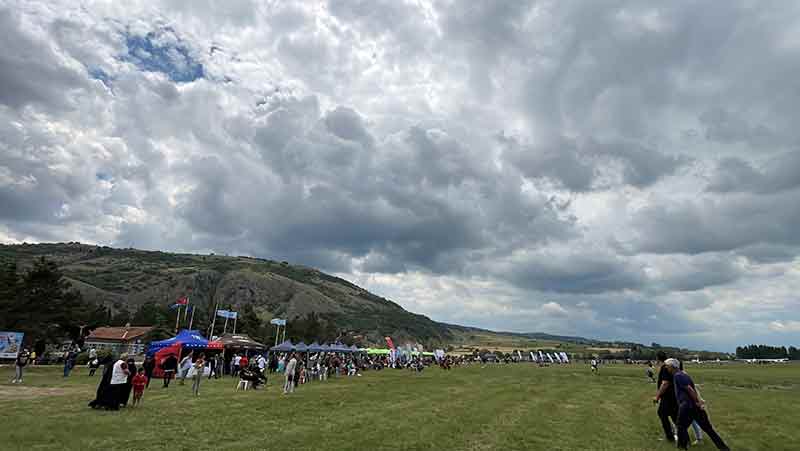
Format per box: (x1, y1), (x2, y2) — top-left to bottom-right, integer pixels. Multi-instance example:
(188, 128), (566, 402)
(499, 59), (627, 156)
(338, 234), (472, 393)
(2, 1), (799, 351)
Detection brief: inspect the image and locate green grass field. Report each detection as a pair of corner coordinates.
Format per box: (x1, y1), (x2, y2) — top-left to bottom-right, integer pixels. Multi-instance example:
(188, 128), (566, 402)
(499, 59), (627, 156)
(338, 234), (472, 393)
(1, 363), (798, 450)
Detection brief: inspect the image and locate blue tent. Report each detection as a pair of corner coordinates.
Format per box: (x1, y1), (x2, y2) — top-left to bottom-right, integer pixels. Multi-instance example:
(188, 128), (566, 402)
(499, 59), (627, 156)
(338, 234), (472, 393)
(331, 342), (350, 353)
(147, 329), (218, 355)
(294, 342), (308, 352)
(308, 342), (323, 352)
(269, 340), (294, 352)
(349, 345), (360, 353)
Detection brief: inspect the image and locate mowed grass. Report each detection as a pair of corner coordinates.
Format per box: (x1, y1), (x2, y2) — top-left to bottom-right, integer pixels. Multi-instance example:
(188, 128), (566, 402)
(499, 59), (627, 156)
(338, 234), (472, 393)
(1, 363), (798, 451)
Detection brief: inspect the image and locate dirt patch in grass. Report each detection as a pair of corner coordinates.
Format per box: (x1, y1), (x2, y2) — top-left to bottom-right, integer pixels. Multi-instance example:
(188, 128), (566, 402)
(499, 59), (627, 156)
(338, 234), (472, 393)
(0, 385), (80, 400)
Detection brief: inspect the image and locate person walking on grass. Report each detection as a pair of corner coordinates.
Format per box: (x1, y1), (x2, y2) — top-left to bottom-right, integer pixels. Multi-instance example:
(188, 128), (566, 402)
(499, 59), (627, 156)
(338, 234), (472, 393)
(283, 353), (297, 394)
(654, 351), (679, 443)
(179, 351), (193, 385)
(664, 359), (730, 450)
(132, 367), (147, 407)
(646, 361), (656, 383)
(11, 348), (30, 384)
(654, 352), (705, 445)
(191, 353), (205, 396)
(63, 349), (77, 377)
(142, 355), (155, 388)
(162, 353), (178, 388)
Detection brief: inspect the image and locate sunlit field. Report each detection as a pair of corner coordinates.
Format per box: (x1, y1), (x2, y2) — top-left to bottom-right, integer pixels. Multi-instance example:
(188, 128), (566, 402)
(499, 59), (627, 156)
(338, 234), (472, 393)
(2, 363), (798, 450)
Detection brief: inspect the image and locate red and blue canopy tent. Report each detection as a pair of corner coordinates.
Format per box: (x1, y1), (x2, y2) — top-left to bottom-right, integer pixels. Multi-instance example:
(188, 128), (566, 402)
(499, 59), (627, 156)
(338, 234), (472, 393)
(146, 329), (222, 378)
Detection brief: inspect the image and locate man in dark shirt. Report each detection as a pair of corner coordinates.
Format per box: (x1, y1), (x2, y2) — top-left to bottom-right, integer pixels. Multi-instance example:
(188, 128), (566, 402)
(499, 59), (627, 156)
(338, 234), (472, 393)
(653, 351), (678, 442)
(665, 359), (730, 450)
(161, 354), (178, 388)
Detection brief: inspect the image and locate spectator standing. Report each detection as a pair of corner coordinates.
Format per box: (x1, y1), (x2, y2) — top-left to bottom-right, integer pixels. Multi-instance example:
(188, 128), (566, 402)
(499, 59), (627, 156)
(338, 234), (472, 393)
(108, 356), (130, 410)
(191, 353), (205, 396)
(232, 354), (242, 376)
(11, 348), (30, 384)
(142, 355), (156, 388)
(162, 353), (178, 388)
(215, 354), (224, 379)
(132, 368), (147, 407)
(121, 356), (137, 407)
(283, 353), (297, 394)
(179, 352), (193, 385)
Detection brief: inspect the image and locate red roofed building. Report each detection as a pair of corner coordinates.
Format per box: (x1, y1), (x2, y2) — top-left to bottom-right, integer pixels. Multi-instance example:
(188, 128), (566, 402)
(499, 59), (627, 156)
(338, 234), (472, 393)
(85, 325), (153, 355)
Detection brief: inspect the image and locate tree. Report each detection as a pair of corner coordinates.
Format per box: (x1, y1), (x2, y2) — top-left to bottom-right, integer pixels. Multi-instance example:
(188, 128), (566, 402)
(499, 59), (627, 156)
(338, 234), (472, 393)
(238, 303), (262, 337)
(0, 262), (20, 329)
(7, 257), (101, 344)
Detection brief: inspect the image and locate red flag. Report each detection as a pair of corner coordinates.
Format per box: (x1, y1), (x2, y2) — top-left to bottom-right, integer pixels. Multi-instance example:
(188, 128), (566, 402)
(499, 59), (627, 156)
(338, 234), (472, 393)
(385, 336), (395, 349)
(176, 296), (188, 305)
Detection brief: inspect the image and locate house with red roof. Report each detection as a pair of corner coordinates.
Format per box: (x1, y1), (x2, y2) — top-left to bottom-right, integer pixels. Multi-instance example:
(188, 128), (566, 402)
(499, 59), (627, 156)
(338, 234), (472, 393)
(85, 325), (153, 355)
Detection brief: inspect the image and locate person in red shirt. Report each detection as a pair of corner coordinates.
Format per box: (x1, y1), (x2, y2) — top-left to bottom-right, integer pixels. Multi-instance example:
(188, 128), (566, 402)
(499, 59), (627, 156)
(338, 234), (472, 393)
(240, 355), (249, 368)
(131, 368), (147, 407)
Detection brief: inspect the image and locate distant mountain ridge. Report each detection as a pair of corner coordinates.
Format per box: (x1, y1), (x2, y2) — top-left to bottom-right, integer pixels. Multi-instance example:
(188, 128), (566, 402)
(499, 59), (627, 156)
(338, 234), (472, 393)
(0, 242), (452, 346)
(0, 242), (726, 357)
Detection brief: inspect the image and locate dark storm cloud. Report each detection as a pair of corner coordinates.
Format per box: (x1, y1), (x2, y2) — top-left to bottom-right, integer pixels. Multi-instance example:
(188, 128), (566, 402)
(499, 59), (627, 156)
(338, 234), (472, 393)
(654, 254), (743, 292)
(626, 190), (800, 255)
(736, 243), (799, 264)
(498, 252), (646, 294)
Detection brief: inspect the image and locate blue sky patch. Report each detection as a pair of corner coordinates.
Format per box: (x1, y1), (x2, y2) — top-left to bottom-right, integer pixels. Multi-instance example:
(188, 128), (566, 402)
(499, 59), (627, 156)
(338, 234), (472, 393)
(123, 29), (204, 83)
(88, 67), (112, 86)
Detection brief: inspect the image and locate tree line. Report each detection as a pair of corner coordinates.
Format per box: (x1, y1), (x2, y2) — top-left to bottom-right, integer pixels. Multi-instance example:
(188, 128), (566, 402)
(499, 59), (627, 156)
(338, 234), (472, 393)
(1, 256), (353, 354)
(735, 344), (800, 360)
(0, 258), (109, 353)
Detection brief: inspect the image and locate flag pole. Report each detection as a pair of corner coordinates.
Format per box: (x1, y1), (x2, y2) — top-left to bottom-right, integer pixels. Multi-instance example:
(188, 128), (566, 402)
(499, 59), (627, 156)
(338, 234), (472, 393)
(182, 297), (189, 324)
(223, 314), (229, 334)
(174, 305), (181, 333)
(188, 305), (195, 330)
(233, 315), (237, 334)
(209, 300), (219, 338)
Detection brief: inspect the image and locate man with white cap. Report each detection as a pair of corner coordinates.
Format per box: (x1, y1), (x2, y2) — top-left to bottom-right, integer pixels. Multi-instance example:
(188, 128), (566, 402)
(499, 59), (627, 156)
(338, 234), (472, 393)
(664, 358), (730, 450)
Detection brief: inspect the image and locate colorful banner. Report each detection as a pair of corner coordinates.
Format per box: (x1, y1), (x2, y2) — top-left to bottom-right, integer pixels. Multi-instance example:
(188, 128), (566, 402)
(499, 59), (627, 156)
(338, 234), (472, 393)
(384, 336), (395, 349)
(0, 331), (24, 359)
(216, 310), (238, 319)
(269, 318), (286, 326)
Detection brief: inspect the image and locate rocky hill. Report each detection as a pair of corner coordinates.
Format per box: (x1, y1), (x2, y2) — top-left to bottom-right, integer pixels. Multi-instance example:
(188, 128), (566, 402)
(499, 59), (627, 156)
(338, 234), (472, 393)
(0, 242), (452, 346)
(0, 243), (730, 358)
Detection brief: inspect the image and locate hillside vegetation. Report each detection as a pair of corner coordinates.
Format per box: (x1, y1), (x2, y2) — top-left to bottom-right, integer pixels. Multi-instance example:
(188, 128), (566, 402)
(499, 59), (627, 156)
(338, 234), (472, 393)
(0, 242), (449, 346)
(0, 243), (729, 359)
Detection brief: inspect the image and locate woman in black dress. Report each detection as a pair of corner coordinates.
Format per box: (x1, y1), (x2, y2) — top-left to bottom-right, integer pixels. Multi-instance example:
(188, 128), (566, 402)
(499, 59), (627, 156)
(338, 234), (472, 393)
(88, 355), (115, 409)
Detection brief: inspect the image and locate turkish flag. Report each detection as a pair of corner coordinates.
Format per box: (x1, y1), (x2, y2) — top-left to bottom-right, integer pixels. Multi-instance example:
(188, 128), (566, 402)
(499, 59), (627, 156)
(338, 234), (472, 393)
(384, 336), (395, 349)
